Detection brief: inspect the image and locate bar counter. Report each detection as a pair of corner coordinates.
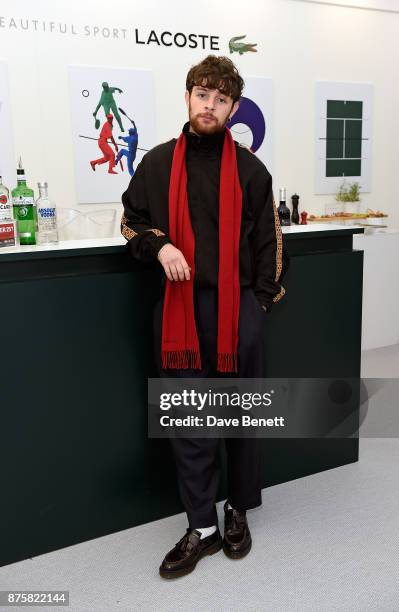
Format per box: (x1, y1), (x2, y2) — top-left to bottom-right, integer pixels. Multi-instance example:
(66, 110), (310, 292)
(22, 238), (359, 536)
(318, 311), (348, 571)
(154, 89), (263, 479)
(0, 224), (364, 566)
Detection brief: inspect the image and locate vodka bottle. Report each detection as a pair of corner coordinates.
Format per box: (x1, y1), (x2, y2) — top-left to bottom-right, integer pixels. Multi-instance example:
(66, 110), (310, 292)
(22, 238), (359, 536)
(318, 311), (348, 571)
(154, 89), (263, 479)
(36, 182), (59, 244)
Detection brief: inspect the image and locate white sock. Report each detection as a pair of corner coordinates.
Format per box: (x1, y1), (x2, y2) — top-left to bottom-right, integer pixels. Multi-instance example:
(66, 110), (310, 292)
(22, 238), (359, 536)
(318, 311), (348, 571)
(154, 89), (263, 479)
(195, 525), (217, 539)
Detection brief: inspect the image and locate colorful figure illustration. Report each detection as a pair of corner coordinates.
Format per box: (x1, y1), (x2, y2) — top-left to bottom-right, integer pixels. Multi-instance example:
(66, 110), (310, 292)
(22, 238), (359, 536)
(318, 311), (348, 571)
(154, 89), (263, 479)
(93, 82), (125, 132)
(90, 114), (119, 174)
(228, 35), (258, 55)
(115, 122), (138, 177)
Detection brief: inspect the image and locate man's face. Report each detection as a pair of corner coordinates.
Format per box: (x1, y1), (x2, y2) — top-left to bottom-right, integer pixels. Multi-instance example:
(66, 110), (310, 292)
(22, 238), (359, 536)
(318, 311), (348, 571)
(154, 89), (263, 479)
(185, 84), (239, 135)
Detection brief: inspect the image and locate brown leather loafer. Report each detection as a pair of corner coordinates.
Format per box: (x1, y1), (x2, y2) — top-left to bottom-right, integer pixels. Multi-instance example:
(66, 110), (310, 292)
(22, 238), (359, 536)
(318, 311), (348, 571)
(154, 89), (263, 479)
(159, 528), (222, 579)
(222, 501), (252, 559)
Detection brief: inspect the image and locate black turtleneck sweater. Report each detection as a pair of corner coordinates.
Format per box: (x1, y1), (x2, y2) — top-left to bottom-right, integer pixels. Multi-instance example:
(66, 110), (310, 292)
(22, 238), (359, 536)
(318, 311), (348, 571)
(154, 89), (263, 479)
(121, 121), (289, 312)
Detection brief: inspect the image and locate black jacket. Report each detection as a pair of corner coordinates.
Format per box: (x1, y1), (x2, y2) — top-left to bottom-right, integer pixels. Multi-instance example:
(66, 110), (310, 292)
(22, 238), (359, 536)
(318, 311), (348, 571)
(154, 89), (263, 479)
(121, 122), (289, 312)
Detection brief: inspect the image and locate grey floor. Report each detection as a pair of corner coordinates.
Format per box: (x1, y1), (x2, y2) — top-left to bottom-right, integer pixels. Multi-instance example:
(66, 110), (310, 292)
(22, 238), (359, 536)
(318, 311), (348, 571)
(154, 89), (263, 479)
(1, 345), (398, 612)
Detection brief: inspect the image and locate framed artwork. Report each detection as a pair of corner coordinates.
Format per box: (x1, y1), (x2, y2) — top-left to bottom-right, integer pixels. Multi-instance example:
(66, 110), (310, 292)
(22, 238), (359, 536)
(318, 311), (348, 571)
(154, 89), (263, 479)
(315, 81), (373, 194)
(68, 65), (157, 204)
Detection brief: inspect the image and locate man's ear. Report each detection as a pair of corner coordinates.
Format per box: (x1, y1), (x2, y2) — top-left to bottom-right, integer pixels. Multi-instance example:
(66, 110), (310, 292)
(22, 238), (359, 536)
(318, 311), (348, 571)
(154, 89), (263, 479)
(228, 99), (240, 121)
(185, 90), (190, 108)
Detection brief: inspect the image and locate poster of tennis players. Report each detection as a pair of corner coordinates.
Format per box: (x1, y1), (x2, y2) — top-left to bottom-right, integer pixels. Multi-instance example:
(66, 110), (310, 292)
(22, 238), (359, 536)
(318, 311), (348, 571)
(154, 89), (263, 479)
(68, 65), (157, 204)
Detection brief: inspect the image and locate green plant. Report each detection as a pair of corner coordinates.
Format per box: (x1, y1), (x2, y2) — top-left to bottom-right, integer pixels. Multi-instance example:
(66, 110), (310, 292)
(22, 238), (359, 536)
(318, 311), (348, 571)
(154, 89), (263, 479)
(335, 181), (361, 202)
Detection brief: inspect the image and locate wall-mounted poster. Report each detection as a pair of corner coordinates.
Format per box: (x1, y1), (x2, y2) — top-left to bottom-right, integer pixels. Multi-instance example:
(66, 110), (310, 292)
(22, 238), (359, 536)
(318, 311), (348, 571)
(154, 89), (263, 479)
(227, 76), (273, 173)
(68, 65), (157, 204)
(0, 62), (16, 188)
(315, 81), (374, 194)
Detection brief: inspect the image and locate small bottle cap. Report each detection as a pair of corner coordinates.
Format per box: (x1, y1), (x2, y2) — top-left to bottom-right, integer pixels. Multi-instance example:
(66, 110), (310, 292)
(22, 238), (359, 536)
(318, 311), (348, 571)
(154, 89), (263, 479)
(37, 182), (48, 188)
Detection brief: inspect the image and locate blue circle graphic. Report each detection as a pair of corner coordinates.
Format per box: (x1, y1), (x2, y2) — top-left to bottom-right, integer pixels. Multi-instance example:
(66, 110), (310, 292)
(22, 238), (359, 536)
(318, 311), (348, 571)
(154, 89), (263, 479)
(227, 96), (266, 152)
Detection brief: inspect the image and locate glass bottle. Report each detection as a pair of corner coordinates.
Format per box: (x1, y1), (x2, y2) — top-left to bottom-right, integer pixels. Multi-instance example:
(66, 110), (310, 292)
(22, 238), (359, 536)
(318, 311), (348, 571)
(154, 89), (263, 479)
(0, 175), (13, 221)
(36, 182), (59, 244)
(12, 157), (36, 245)
(277, 187), (291, 226)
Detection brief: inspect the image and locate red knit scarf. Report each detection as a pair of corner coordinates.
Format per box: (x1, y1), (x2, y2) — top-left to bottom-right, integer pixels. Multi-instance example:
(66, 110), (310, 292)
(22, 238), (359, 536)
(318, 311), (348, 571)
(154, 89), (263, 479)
(161, 127), (242, 373)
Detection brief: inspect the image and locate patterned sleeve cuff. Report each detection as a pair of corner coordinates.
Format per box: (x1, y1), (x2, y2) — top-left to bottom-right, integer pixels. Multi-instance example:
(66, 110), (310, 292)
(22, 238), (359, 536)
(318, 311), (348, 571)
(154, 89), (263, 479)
(145, 232), (171, 259)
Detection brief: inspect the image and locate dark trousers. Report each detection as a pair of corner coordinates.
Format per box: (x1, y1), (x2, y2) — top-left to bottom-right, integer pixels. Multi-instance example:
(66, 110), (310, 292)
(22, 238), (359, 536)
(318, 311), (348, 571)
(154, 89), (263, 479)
(153, 286), (266, 529)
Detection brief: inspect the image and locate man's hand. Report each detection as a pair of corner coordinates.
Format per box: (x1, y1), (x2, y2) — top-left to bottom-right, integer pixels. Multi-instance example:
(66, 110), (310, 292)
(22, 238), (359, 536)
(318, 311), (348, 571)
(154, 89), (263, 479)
(157, 244), (191, 282)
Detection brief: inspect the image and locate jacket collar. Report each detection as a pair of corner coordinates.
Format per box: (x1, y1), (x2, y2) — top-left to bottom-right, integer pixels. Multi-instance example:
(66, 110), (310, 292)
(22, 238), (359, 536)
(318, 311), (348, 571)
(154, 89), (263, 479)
(182, 121), (225, 156)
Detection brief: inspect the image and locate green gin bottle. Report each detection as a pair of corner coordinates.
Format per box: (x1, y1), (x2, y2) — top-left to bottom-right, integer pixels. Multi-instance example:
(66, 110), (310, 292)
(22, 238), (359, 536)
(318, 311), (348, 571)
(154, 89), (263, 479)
(12, 157), (36, 245)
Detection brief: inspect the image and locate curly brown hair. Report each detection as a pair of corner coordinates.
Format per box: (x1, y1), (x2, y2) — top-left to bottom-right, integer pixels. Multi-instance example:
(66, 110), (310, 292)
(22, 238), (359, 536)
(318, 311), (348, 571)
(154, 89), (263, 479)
(186, 55), (244, 102)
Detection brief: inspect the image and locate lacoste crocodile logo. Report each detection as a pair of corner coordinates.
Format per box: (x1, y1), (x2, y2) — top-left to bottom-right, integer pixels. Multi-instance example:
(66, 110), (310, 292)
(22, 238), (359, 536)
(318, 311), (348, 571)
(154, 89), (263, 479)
(228, 35), (258, 55)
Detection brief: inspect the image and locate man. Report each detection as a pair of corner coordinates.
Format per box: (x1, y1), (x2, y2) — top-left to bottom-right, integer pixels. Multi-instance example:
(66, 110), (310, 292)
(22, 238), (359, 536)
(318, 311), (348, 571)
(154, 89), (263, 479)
(121, 55), (288, 579)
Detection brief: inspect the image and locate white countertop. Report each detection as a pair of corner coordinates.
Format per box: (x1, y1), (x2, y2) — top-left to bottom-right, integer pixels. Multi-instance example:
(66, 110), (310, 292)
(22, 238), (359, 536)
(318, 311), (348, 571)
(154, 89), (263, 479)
(282, 223), (365, 234)
(1, 223), (395, 257)
(0, 236), (126, 256)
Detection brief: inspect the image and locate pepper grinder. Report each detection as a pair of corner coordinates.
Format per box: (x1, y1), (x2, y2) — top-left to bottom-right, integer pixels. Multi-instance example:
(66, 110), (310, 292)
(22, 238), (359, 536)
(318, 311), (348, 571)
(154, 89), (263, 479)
(291, 193), (300, 224)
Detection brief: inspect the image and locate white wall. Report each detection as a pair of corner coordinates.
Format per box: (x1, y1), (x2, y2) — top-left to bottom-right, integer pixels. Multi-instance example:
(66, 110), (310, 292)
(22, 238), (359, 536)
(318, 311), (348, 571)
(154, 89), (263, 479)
(1, 0), (398, 229)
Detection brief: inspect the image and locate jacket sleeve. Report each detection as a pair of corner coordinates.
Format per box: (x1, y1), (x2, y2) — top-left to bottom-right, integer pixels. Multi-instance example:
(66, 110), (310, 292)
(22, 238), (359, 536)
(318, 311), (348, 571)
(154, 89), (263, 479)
(120, 155), (172, 262)
(248, 167), (289, 313)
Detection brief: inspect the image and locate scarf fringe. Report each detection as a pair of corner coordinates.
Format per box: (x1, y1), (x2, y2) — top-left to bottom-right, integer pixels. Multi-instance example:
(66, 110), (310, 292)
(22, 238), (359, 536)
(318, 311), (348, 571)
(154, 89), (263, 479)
(162, 349), (202, 370)
(217, 352), (238, 373)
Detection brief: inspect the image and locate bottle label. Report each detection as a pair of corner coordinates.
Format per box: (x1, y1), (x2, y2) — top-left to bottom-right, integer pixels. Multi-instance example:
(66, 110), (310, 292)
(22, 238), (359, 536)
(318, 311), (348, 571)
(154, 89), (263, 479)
(13, 204), (35, 222)
(0, 221), (17, 247)
(38, 207), (57, 238)
(0, 195), (12, 221)
(13, 196), (34, 205)
(38, 207), (56, 218)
